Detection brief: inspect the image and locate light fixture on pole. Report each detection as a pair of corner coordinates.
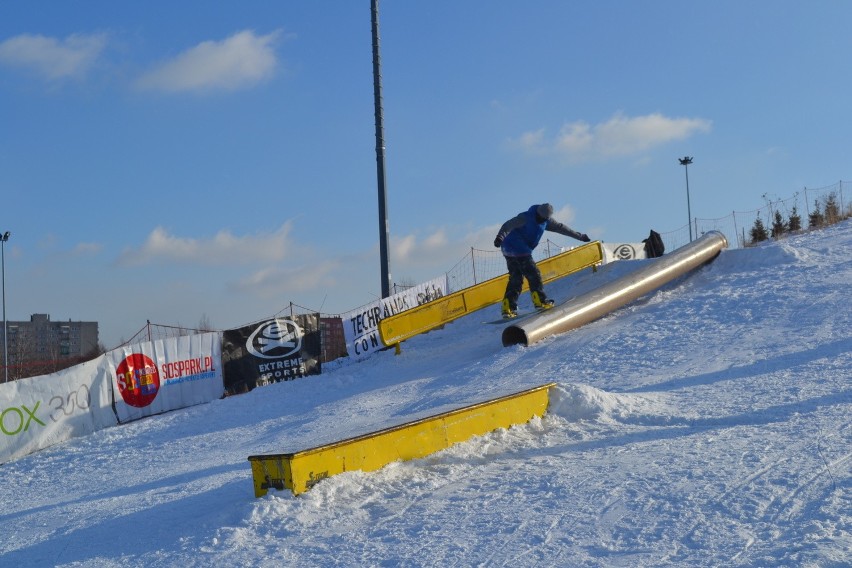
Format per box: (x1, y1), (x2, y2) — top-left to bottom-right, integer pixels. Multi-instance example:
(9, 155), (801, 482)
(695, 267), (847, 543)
(679, 156), (694, 242)
(1, 231), (9, 383)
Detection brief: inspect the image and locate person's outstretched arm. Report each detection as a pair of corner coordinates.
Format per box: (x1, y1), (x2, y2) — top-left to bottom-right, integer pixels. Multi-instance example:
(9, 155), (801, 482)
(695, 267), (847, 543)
(546, 219), (590, 242)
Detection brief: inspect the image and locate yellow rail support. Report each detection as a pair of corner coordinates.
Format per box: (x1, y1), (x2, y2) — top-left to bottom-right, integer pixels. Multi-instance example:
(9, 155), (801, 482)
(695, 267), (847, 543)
(248, 382), (556, 497)
(379, 241), (603, 347)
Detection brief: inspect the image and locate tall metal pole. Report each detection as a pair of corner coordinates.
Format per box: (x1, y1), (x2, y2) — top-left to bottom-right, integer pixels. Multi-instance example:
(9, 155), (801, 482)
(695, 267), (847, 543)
(1, 231), (9, 383)
(679, 156), (694, 242)
(371, 0), (392, 298)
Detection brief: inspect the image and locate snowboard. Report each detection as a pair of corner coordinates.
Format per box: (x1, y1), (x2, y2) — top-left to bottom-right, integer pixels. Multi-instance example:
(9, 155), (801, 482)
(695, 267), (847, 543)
(484, 306), (553, 325)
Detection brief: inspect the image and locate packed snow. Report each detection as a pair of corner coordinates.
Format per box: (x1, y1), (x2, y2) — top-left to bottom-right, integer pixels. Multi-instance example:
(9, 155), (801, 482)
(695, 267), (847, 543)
(1, 222), (850, 567)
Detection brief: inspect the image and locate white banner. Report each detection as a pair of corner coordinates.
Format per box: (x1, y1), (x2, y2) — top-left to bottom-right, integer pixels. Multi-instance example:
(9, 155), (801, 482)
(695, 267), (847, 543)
(0, 355), (117, 464)
(105, 332), (223, 424)
(602, 242), (647, 263)
(342, 275), (448, 360)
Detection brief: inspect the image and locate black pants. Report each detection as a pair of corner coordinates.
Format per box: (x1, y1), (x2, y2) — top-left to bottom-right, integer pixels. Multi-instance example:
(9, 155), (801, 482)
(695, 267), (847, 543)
(503, 255), (545, 309)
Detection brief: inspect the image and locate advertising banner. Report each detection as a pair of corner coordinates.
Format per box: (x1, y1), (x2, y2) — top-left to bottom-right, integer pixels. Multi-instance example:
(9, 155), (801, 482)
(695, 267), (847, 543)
(105, 332), (223, 424)
(342, 274), (448, 360)
(602, 242), (647, 263)
(222, 314), (321, 394)
(0, 355), (117, 464)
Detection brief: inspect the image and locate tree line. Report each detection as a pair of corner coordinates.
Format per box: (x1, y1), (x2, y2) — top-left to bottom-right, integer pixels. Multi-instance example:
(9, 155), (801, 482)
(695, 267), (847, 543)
(749, 191), (850, 245)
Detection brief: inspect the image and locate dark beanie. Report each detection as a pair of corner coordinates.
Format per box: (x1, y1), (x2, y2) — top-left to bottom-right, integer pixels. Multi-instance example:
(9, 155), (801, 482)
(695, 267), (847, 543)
(536, 203), (554, 219)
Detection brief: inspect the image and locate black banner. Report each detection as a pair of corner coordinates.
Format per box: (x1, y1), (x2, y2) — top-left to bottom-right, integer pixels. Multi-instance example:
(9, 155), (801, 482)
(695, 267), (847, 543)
(222, 315), (322, 395)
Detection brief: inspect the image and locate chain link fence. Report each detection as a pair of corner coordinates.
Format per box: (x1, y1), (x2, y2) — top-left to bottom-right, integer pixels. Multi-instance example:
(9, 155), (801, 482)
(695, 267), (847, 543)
(107, 181), (851, 348)
(661, 180), (848, 252)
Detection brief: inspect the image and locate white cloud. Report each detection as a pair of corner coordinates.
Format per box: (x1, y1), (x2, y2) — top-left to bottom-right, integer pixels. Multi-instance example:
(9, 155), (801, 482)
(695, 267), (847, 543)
(116, 222), (295, 266)
(136, 30), (280, 93)
(514, 112), (712, 163)
(0, 33), (107, 79)
(71, 242), (104, 256)
(390, 225), (498, 285)
(231, 260), (340, 298)
(391, 229), (450, 263)
(393, 234), (417, 262)
(36, 234), (103, 257)
(552, 204), (577, 226)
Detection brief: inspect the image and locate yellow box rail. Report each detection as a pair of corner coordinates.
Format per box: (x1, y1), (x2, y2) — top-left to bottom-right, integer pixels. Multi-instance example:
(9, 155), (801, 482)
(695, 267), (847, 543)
(379, 241), (603, 347)
(248, 382), (556, 497)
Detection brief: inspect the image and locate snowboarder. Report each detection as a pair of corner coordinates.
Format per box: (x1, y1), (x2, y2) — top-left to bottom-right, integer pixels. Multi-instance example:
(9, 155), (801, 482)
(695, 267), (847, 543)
(493, 203), (590, 318)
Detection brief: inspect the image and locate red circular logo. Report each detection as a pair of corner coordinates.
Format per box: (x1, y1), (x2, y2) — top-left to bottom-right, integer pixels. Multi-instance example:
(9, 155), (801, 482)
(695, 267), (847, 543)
(116, 353), (160, 408)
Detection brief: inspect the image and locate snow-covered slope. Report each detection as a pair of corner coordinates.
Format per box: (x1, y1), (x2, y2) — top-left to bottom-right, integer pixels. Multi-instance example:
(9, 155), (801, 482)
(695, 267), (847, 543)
(2, 222), (850, 567)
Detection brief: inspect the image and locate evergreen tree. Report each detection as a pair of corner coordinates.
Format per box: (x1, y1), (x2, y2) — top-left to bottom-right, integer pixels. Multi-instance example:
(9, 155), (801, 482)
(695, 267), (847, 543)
(198, 313), (215, 332)
(823, 192), (840, 225)
(771, 210), (787, 239)
(808, 200), (824, 229)
(787, 205), (802, 232)
(749, 217), (769, 244)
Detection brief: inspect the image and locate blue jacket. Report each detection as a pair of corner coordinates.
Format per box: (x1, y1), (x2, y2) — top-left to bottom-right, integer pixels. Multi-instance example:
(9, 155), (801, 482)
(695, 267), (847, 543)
(500, 205), (546, 256)
(497, 204), (586, 257)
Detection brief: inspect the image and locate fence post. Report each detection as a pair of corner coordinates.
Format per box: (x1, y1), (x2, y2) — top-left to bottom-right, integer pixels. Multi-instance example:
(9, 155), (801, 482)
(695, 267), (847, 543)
(804, 187), (810, 219)
(732, 211), (739, 248)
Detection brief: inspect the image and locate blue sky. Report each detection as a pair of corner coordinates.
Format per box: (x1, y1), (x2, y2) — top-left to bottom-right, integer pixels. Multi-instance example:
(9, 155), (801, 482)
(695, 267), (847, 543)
(1, 1), (849, 347)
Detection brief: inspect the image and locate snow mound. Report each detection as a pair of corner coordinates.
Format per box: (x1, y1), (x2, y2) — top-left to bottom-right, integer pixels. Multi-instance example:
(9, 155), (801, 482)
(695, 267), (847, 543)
(715, 241), (801, 271)
(549, 382), (678, 425)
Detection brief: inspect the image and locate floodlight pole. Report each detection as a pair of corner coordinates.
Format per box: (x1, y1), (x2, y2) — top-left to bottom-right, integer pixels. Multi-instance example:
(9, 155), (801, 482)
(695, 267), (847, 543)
(372, 0), (392, 298)
(679, 156), (694, 242)
(1, 231), (9, 382)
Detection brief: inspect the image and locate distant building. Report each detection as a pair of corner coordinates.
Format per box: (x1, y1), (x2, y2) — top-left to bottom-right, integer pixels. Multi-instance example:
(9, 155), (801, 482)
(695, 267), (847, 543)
(319, 317), (348, 363)
(2, 314), (99, 378)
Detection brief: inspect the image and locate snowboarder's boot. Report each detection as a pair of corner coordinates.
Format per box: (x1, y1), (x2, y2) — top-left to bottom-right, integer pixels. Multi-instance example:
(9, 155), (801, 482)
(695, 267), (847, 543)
(501, 298), (517, 319)
(532, 291), (555, 310)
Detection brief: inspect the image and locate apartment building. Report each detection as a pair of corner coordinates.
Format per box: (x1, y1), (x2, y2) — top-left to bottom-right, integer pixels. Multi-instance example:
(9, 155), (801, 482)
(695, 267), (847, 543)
(3, 313), (99, 364)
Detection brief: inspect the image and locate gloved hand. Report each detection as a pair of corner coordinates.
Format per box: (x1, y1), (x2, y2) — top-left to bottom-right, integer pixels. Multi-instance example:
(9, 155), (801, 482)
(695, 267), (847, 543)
(494, 236), (503, 248)
(579, 233), (591, 242)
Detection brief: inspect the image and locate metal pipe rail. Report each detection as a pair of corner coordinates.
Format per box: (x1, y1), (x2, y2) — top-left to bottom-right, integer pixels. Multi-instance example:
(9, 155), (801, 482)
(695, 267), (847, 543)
(502, 231), (729, 347)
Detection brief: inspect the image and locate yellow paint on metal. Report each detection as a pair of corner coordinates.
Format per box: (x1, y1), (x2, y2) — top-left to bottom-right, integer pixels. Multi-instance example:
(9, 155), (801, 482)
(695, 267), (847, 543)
(248, 382), (556, 497)
(379, 241), (603, 347)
